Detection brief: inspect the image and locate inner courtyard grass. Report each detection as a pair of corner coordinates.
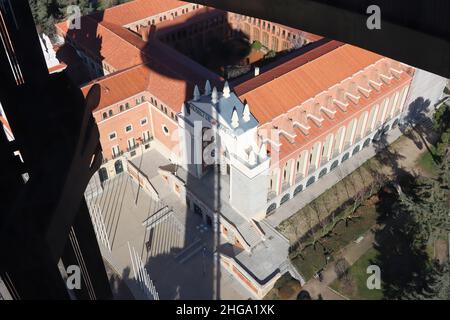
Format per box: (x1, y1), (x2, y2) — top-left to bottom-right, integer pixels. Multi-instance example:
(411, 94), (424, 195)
(291, 204), (379, 280)
(416, 146), (438, 175)
(330, 248), (383, 300)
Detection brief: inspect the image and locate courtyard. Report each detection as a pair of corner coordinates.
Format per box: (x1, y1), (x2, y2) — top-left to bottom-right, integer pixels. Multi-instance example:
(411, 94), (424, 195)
(86, 149), (255, 300)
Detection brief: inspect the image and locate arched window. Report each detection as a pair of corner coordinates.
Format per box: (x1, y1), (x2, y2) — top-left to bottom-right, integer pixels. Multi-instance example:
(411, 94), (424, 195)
(319, 168), (328, 179)
(392, 119), (399, 129)
(342, 153), (350, 162)
(266, 203), (277, 215)
(280, 193), (290, 205)
(306, 176), (316, 187)
(98, 167), (108, 182)
(102, 112), (107, 119)
(114, 160), (123, 174)
(108, 110), (113, 117)
(330, 160), (339, 171)
(294, 184), (303, 196)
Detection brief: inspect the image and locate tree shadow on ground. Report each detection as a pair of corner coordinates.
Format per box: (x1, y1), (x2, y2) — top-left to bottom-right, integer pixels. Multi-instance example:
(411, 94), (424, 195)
(372, 181), (431, 299)
(402, 97), (439, 162)
(368, 125), (433, 299)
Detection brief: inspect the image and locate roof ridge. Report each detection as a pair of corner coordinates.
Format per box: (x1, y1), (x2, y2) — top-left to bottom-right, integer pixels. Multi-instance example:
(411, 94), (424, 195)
(239, 43), (351, 98)
(81, 63), (149, 89)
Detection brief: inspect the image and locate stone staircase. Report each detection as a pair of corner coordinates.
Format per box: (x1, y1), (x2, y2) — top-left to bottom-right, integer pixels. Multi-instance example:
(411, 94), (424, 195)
(142, 205), (172, 229)
(236, 221), (263, 248)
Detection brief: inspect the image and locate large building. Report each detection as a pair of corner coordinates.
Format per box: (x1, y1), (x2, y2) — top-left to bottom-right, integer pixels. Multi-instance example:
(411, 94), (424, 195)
(56, 0), (418, 297)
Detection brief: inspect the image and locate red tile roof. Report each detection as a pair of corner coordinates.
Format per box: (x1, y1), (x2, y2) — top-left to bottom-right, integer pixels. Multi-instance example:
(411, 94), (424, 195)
(92, 0), (188, 26)
(237, 44), (385, 124)
(81, 64), (150, 111)
(270, 71), (412, 162)
(56, 16), (144, 70)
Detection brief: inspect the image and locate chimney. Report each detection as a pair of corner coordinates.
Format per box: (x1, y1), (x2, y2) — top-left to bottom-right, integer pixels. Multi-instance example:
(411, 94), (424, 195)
(140, 26), (150, 42)
(254, 66), (260, 77)
(140, 24), (157, 42)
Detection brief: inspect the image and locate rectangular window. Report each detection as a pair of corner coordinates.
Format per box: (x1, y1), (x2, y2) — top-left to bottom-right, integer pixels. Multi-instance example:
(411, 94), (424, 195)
(109, 132), (117, 140)
(127, 138), (136, 149)
(125, 124), (133, 132)
(125, 103), (130, 109)
(140, 118), (148, 126)
(112, 145), (120, 157)
(143, 130), (151, 141)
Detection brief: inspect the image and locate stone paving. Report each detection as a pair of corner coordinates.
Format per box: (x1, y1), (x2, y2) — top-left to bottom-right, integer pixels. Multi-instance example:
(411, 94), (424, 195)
(301, 229), (376, 300)
(88, 151), (252, 300)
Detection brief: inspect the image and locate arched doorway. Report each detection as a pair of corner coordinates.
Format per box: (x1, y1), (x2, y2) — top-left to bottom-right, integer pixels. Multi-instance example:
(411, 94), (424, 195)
(352, 146), (360, 156)
(114, 160), (123, 174)
(99, 167), (108, 183)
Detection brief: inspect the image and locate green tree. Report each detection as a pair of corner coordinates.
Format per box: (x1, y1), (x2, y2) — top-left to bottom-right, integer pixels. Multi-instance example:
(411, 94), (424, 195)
(433, 103), (450, 160)
(28, 0), (131, 36)
(399, 169), (450, 249)
(406, 261), (450, 300)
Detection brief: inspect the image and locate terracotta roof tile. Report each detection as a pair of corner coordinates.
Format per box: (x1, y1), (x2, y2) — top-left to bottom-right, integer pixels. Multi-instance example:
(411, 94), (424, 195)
(237, 44), (384, 124)
(270, 71), (412, 162)
(92, 0), (188, 26)
(56, 16), (144, 70)
(81, 64), (150, 111)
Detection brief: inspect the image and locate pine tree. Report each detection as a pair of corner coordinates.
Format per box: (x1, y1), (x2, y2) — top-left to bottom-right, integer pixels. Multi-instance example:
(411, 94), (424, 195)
(407, 262), (450, 300)
(399, 156), (450, 249)
(28, 0), (118, 36)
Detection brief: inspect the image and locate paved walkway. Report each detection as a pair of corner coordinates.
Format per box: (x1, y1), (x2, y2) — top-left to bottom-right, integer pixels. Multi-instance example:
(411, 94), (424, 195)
(297, 115), (438, 300)
(301, 229), (377, 300)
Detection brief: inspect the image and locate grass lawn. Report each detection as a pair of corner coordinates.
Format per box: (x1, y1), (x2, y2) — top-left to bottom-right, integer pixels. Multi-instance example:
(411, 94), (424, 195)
(277, 159), (383, 243)
(416, 146), (438, 175)
(330, 248), (383, 300)
(291, 204), (379, 281)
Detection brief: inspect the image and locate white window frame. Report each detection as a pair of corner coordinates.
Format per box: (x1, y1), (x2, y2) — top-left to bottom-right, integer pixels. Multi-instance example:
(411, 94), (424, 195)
(143, 130), (151, 141)
(112, 145), (120, 157)
(127, 138), (136, 149)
